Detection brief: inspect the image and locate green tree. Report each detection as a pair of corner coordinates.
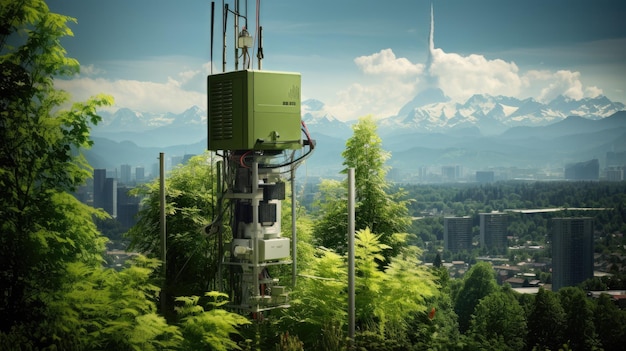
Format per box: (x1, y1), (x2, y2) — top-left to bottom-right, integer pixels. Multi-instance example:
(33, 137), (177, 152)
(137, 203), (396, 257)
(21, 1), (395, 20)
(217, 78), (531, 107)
(278, 247), (347, 349)
(453, 261), (498, 333)
(127, 152), (220, 320)
(410, 265), (461, 350)
(593, 293), (626, 351)
(280, 229), (437, 350)
(468, 290), (527, 351)
(176, 291), (251, 351)
(314, 116), (412, 262)
(0, 0), (113, 333)
(558, 287), (599, 350)
(526, 288), (566, 351)
(1, 3), (254, 349)
(46, 256), (183, 351)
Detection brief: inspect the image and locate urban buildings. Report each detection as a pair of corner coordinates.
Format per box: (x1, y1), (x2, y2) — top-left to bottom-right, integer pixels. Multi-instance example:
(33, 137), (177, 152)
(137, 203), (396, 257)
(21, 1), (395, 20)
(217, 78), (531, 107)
(135, 166), (145, 182)
(479, 212), (508, 251)
(475, 171), (495, 183)
(444, 216), (473, 252)
(564, 159), (599, 180)
(441, 165), (462, 181)
(605, 167), (624, 181)
(551, 217), (594, 291)
(120, 164), (132, 185)
(92, 168), (141, 228)
(93, 168), (116, 217)
(117, 186), (140, 230)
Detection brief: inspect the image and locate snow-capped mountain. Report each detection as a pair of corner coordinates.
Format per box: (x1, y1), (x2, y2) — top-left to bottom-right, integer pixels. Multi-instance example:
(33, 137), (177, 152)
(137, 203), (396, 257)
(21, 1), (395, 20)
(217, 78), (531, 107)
(301, 99), (353, 139)
(92, 106), (207, 147)
(96, 105), (205, 133)
(378, 91), (625, 135)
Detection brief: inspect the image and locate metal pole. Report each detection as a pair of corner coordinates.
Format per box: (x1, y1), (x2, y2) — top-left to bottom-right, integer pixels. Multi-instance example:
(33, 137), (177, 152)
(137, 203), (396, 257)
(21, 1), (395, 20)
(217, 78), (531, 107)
(234, 0), (239, 70)
(348, 168), (355, 346)
(252, 161), (260, 310)
(291, 166), (297, 286)
(159, 152), (167, 314)
(216, 160), (223, 291)
(222, 2), (228, 72)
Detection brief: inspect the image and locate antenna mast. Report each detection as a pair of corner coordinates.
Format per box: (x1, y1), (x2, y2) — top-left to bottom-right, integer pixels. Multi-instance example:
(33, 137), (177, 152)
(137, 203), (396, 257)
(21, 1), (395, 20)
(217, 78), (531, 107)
(207, 0), (315, 317)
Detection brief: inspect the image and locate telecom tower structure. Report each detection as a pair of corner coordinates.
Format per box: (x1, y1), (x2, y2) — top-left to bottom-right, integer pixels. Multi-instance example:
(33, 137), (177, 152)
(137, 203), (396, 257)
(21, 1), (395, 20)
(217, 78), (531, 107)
(206, 0), (314, 314)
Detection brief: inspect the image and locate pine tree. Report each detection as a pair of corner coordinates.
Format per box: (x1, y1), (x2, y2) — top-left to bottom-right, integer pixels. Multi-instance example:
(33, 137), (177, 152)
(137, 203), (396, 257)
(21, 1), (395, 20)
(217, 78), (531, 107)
(526, 288), (566, 351)
(314, 116), (411, 262)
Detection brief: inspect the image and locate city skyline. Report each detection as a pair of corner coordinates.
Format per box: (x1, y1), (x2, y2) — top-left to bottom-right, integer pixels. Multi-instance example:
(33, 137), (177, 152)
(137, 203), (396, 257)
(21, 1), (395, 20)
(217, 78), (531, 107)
(50, 0), (626, 121)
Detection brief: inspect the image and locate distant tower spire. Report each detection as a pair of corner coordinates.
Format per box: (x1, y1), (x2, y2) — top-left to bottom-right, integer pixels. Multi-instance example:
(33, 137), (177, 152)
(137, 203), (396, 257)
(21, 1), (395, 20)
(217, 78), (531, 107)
(425, 2), (435, 85)
(429, 2), (435, 54)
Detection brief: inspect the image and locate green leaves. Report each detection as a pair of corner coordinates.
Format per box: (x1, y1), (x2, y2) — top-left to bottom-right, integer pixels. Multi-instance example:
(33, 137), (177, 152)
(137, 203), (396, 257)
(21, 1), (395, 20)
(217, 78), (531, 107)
(468, 291), (527, 351)
(1, 0), (116, 339)
(282, 229), (438, 349)
(127, 152), (221, 317)
(453, 261), (498, 333)
(176, 292), (251, 351)
(314, 116), (412, 262)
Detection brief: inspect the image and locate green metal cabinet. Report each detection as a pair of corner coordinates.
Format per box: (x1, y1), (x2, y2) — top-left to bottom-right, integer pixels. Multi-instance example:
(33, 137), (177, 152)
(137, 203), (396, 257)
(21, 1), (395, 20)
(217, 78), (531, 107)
(207, 70), (302, 151)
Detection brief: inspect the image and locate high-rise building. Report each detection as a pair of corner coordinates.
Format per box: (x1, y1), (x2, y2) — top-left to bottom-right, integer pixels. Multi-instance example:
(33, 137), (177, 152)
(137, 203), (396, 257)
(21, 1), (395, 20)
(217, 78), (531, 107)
(605, 167), (624, 181)
(551, 217), (594, 291)
(135, 166), (145, 182)
(480, 212), (508, 251)
(444, 216), (473, 252)
(103, 178), (117, 218)
(441, 166), (457, 181)
(117, 186), (139, 230)
(93, 168), (117, 217)
(476, 171), (495, 183)
(564, 159), (599, 180)
(120, 164), (131, 185)
(606, 151), (626, 167)
(171, 156), (183, 169)
(93, 169), (107, 210)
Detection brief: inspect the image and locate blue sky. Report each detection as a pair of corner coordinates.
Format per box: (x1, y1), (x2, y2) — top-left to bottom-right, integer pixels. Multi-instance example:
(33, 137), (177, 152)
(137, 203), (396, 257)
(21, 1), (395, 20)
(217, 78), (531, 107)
(50, 0), (626, 121)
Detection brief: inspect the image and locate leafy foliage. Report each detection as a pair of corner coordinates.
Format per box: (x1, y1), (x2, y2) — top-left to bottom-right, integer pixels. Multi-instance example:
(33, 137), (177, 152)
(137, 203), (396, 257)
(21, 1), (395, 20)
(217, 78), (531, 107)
(593, 293), (626, 351)
(526, 288), (566, 351)
(127, 152), (220, 318)
(314, 116), (412, 262)
(0, 0), (113, 333)
(280, 229), (437, 350)
(176, 291), (251, 351)
(453, 261), (498, 333)
(468, 289), (527, 351)
(557, 287), (599, 350)
(52, 256), (182, 351)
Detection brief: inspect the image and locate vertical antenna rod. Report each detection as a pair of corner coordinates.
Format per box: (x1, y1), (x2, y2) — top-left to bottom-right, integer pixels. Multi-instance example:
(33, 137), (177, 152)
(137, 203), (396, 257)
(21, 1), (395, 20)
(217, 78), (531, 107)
(234, 0), (239, 70)
(210, 2), (215, 74)
(257, 26), (263, 70)
(222, 2), (228, 72)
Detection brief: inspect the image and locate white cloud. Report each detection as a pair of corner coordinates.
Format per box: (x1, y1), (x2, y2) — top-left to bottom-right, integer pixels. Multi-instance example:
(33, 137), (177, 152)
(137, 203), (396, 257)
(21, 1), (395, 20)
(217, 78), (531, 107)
(55, 61), (216, 113)
(354, 49), (424, 76)
(55, 76), (206, 114)
(57, 47), (603, 123)
(521, 70), (603, 102)
(325, 47), (602, 120)
(321, 49), (424, 120)
(584, 86), (603, 98)
(79, 64), (105, 76)
(429, 48), (523, 102)
(327, 78), (418, 120)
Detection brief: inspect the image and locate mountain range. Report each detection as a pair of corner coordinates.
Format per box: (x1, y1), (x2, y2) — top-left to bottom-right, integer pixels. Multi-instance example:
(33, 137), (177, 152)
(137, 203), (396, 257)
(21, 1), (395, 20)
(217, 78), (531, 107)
(86, 92), (626, 179)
